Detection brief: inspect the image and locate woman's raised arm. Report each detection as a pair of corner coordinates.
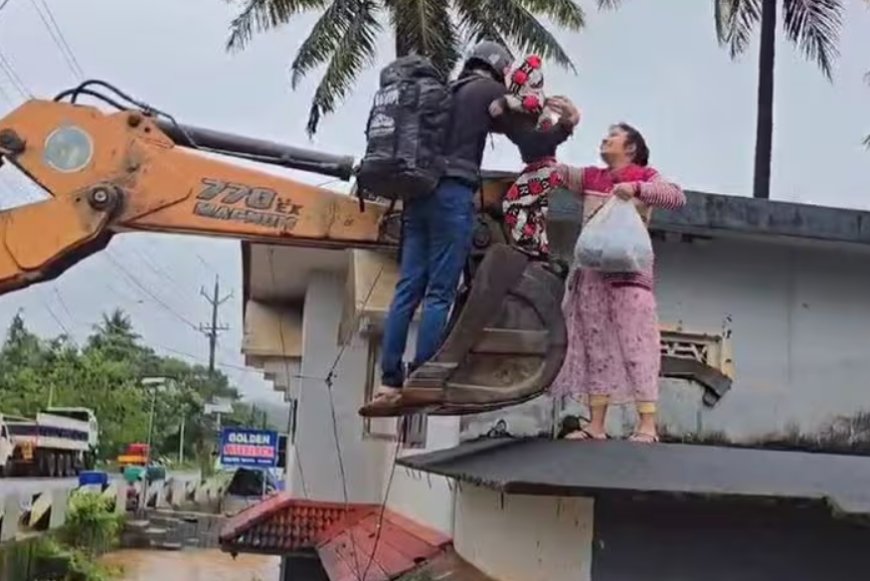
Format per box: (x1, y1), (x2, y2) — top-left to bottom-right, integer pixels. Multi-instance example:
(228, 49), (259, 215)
(637, 169), (686, 210)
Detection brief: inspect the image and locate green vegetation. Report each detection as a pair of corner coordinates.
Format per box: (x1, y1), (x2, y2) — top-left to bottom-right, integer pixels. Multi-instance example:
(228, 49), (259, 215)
(0, 309), (274, 463)
(61, 492), (124, 556)
(30, 491), (124, 581)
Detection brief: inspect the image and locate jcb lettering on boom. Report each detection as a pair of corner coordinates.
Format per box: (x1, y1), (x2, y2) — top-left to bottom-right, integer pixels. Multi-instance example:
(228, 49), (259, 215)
(193, 178), (302, 230)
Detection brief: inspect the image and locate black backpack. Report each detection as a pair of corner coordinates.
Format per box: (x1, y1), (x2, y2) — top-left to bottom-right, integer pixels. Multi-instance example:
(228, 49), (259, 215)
(356, 55), (466, 202)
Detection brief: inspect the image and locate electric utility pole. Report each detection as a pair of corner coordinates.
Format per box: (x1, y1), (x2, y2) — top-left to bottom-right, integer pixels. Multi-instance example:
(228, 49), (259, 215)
(199, 275), (232, 375)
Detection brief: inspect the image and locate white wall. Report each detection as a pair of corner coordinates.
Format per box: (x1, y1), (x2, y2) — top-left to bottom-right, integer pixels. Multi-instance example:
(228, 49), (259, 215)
(259, 265), (462, 533)
(655, 236), (870, 440)
(461, 235), (870, 444)
(369, 325), (462, 536)
(291, 271), (390, 502)
(454, 484), (594, 581)
(385, 414), (460, 536)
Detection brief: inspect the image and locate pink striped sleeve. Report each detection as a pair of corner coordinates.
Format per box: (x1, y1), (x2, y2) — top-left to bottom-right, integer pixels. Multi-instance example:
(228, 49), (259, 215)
(637, 169), (685, 210)
(554, 164), (584, 193)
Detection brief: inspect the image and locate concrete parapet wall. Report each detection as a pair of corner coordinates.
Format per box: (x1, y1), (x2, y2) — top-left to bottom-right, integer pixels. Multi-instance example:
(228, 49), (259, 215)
(0, 471), (226, 545)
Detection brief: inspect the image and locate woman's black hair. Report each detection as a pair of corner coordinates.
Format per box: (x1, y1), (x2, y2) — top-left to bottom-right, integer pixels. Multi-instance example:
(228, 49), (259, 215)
(506, 118), (570, 163)
(616, 122), (650, 167)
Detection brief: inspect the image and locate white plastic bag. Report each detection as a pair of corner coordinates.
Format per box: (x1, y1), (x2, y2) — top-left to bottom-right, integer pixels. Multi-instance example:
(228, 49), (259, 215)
(573, 197), (653, 273)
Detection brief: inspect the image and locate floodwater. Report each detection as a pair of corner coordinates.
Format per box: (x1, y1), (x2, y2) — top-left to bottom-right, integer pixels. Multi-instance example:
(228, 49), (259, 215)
(101, 548), (282, 581)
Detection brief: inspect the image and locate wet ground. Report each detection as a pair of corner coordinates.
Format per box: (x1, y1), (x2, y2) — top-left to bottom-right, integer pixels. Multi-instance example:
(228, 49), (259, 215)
(101, 548), (281, 580)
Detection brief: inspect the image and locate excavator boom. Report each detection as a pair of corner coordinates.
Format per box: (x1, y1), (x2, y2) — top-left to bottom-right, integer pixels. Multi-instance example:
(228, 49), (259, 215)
(0, 99), (394, 294)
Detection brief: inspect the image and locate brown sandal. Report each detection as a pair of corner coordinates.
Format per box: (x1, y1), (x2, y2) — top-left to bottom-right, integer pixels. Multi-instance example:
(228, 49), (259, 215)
(358, 387), (403, 417)
(628, 432), (659, 443)
(565, 427), (608, 441)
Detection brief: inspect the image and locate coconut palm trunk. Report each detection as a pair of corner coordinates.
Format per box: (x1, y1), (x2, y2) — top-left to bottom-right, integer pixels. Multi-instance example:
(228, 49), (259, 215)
(715, 0), (843, 200)
(753, 0), (776, 199)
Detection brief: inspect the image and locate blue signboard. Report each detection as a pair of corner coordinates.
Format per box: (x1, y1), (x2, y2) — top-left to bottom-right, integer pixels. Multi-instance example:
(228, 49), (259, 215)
(219, 428), (279, 468)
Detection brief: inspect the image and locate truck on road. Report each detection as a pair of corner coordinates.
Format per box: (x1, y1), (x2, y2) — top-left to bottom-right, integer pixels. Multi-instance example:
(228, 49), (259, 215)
(0, 407), (98, 477)
(117, 442), (150, 472)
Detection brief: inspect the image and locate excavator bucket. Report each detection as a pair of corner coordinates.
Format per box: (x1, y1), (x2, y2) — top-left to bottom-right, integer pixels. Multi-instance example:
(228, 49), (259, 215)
(404, 243), (568, 416)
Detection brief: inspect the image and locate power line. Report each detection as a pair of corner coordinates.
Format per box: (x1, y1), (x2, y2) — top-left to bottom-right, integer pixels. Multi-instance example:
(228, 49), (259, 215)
(0, 48), (28, 98)
(152, 343), (261, 375)
(28, 0), (83, 80)
(104, 251), (200, 331)
(361, 438), (400, 580)
(41, 292), (69, 335)
(53, 286), (74, 322)
(0, 82), (12, 106)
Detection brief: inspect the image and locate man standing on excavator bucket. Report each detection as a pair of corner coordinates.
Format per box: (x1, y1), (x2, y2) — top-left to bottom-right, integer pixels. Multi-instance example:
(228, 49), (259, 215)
(359, 41), (516, 417)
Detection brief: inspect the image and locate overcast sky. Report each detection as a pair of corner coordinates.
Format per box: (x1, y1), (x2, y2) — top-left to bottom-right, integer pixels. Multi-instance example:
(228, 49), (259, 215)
(0, 0), (868, 404)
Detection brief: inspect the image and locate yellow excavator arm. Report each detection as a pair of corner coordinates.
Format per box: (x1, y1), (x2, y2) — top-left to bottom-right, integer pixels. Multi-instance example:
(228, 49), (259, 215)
(0, 82), (732, 416)
(0, 98), (397, 295)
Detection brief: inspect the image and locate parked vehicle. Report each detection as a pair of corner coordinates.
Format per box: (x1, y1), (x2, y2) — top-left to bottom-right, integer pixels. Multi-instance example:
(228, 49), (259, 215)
(117, 442), (150, 472)
(0, 407), (99, 477)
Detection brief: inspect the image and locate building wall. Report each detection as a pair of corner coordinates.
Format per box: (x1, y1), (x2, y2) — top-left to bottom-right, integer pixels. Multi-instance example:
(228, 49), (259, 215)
(285, 266), (462, 537)
(386, 415), (460, 537)
(453, 484), (594, 581)
(654, 236), (870, 441)
(292, 271), (390, 503)
(464, 235), (870, 446)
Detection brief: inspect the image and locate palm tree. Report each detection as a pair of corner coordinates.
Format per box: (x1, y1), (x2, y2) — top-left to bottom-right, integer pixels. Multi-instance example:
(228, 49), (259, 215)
(224, 0), (597, 136)
(714, 0), (844, 199)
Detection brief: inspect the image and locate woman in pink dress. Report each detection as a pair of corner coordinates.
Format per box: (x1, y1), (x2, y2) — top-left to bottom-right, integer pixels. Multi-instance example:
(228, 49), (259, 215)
(551, 123), (685, 443)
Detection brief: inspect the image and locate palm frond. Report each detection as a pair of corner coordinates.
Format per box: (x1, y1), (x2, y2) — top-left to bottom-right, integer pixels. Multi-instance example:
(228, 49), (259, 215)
(453, 0), (511, 48)
(384, 0), (460, 78)
(517, 0), (586, 29)
(305, 0), (380, 135)
(290, 0), (360, 88)
(782, 0), (843, 80)
(714, 0), (761, 58)
(466, 0), (579, 72)
(225, 0), (329, 52)
(596, 0), (622, 9)
(864, 134), (870, 148)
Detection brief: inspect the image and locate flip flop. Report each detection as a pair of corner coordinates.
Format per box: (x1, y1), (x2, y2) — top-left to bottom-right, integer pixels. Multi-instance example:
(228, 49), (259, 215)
(628, 432), (659, 443)
(564, 427), (608, 441)
(358, 388), (403, 417)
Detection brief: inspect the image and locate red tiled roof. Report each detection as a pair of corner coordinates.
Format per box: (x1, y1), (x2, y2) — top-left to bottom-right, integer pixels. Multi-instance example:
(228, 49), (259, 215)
(219, 493), (373, 554)
(317, 507), (451, 581)
(220, 493), (455, 580)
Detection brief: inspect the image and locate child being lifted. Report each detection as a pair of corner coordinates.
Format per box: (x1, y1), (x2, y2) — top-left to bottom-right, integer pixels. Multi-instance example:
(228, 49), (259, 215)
(489, 55), (577, 258)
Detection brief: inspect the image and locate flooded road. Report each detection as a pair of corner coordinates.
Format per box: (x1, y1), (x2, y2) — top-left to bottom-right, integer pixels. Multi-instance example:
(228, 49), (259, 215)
(101, 548), (281, 580)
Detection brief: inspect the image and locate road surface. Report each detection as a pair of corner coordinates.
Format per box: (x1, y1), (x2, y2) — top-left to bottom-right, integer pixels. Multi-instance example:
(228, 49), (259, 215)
(0, 470), (200, 497)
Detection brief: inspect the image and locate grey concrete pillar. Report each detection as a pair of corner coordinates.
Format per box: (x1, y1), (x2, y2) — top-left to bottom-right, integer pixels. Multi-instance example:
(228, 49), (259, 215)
(0, 493), (21, 542)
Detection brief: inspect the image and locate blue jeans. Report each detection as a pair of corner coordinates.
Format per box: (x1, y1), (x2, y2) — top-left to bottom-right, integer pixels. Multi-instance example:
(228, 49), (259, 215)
(380, 179), (475, 388)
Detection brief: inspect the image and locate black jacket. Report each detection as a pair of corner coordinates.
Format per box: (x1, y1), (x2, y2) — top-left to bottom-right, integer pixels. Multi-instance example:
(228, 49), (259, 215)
(442, 71), (507, 187)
